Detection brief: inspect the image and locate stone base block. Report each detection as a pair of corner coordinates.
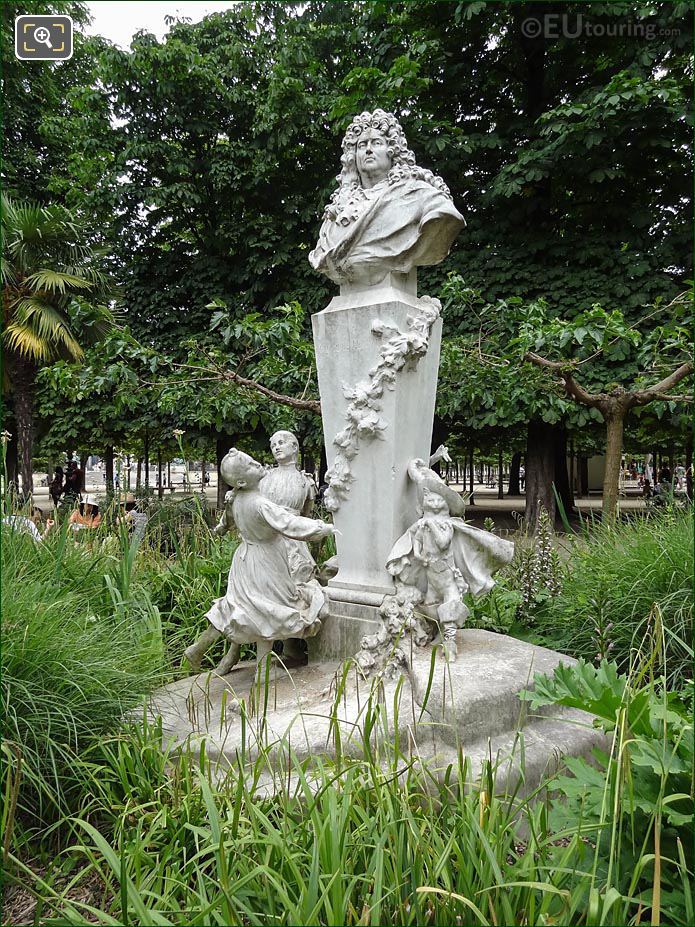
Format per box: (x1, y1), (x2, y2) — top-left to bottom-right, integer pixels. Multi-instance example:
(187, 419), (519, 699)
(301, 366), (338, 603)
(149, 631), (608, 798)
(308, 600), (381, 662)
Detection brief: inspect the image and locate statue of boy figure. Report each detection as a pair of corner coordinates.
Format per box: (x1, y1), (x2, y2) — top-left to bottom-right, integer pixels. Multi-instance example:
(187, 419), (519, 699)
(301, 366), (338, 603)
(385, 459), (514, 658)
(184, 448), (335, 676)
(260, 430), (318, 582)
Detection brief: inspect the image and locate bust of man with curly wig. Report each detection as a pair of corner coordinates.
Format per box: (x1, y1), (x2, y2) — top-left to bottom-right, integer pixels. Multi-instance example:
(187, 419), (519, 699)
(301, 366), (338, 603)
(309, 110), (464, 288)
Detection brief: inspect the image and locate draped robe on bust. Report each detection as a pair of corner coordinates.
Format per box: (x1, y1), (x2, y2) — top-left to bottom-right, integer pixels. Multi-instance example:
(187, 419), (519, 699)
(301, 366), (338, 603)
(309, 177), (465, 287)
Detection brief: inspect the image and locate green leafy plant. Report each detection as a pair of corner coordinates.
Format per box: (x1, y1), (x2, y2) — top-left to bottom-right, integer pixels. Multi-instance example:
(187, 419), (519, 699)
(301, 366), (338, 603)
(522, 657), (693, 925)
(1, 523), (165, 848)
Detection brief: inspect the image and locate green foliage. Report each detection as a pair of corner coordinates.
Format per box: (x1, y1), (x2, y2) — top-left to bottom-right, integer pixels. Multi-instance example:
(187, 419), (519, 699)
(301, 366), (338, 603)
(1, 523), (165, 842)
(2, 195), (113, 365)
(0, 1), (95, 201)
(517, 507), (563, 620)
(533, 510), (693, 687)
(521, 657), (693, 923)
(156, 300), (320, 441)
(2, 496), (693, 925)
(35, 327), (183, 463)
(466, 574), (523, 634)
(7, 718), (580, 926)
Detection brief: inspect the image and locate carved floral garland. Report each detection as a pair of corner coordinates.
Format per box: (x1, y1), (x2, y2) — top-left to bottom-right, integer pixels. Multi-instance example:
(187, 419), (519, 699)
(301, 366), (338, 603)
(323, 296), (441, 512)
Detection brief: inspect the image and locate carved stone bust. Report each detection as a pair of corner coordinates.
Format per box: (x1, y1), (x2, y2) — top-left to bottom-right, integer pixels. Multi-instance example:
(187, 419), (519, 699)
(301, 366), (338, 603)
(309, 110), (465, 288)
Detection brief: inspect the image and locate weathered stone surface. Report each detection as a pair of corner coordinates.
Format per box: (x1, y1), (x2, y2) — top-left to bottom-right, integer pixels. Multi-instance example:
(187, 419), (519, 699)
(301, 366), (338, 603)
(408, 630), (587, 745)
(312, 293), (442, 605)
(307, 599), (381, 662)
(309, 110), (464, 288)
(149, 631), (607, 795)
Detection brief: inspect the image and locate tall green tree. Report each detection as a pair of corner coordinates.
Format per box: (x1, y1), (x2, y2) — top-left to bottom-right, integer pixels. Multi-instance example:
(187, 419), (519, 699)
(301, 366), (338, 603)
(1, 1), (97, 202)
(2, 197), (112, 493)
(23, 1), (691, 513)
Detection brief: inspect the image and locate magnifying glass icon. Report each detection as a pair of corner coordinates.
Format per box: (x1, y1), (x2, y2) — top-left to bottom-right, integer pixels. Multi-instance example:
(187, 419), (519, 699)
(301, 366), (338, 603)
(34, 26), (53, 49)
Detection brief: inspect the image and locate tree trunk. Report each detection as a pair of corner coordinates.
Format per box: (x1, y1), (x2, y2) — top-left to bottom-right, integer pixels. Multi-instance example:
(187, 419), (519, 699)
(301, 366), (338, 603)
(5, 427), (19, 488)
(497, 448), (504, 499)
(126, 454), (131, 492)
(508, 451), (521, 495)
(601, 408), (626, 521)
(136, 458), (142, 489)
(579, 456), (589, 497)
(105, 445), (114, 497)
(12, 355), (36, 498)
(157, 449), (164, 499)
(553, 424), (575, 516)
(144, 429), (150, 489)
(303, 452), (315, 482)
(79, 452), (88, 488)
(525, 419), (556, 532)
(201, 458), (206, 491)
(468, 447), (475, 504)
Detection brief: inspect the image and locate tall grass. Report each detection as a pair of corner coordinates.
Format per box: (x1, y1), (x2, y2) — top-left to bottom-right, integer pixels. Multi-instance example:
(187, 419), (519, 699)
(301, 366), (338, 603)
(1, 523), (165, 847)
(2, 499), (691, 925)
(3, 712), (599, 926)
(534, 509), (693, 686)
(6, 644), (692, 927)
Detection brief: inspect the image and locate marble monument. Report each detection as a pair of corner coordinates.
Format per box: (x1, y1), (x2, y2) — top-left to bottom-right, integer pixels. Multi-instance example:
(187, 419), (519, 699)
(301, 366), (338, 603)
(310, 109), (464, 654)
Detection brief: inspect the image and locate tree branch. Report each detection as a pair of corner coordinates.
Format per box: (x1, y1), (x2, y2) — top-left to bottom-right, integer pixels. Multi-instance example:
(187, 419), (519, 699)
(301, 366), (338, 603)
(170, 359), (321, 414)
(524, 352), (604, 407)
(629, 361), (693, 407)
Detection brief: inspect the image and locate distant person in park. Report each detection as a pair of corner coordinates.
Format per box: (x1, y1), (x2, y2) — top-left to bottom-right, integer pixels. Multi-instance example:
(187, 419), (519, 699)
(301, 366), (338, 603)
(310, 109), (464, 287)
(119, 494), (149, 541)
(652, 476), (674, 507)
(184, 448), (336, 676)
(658, 464), (672, 486)
(642, 479), (653, 499)
(519, 465), (526, 492)
(2, 507), (55, 541)
(674, 464), (686, 491)
(64, 461), (83, 501)
(69, 494), (101, 531)
(49, 466), (65, 507)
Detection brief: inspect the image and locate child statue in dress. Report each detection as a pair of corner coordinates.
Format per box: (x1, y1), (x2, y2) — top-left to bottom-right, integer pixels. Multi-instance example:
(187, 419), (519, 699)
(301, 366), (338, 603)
(184, 448), (336, 675)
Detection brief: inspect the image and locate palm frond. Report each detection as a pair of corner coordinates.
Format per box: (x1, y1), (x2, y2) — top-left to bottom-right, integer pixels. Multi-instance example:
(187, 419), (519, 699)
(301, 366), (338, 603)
(23, 270), (95, 294)
(3, 195), (113, 362)
(13, 296), (70, 334)
(4, 322), (54, 363)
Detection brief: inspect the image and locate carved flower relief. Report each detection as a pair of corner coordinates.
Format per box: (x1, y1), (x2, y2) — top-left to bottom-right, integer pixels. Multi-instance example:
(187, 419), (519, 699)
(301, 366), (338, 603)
(333, 427), (357, 457)
(323, 300), (441, 512)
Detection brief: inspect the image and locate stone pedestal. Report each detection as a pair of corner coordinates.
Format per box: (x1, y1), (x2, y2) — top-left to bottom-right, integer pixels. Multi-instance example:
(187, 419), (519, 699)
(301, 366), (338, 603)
(312, 280), (441, 632)
(149, 632), (608, 797)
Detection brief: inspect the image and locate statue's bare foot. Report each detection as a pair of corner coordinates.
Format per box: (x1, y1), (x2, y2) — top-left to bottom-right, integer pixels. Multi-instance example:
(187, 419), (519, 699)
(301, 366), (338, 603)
(184, 626), (223, 673)
(184, 645), (203, 673)
(214, 643), (241, 675)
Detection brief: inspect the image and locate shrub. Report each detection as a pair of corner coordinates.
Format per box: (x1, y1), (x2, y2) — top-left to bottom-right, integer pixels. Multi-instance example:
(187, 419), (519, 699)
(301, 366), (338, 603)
(533, 510), (693, 687)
